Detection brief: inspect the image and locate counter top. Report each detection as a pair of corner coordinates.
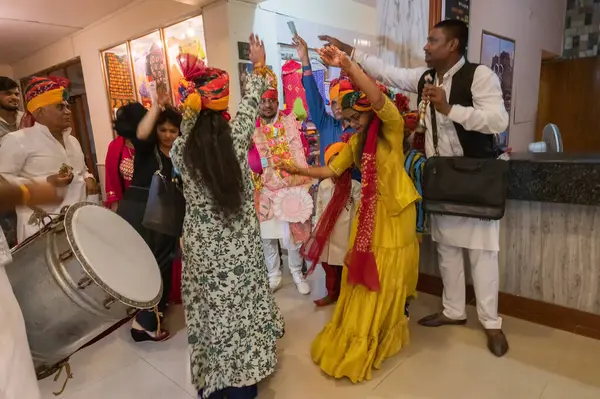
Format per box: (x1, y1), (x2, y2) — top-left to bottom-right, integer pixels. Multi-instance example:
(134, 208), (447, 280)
(508, 152), (600, 205)
(509, 152), (600, 163)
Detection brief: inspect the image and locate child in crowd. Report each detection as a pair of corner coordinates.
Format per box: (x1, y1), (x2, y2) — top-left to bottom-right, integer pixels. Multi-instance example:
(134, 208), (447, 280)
(302, 141), (360, 306)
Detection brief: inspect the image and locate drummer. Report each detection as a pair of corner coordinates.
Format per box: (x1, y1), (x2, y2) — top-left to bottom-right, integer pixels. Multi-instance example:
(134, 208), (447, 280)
(0, 180), (63, 399)
(0, 76), (99, 242)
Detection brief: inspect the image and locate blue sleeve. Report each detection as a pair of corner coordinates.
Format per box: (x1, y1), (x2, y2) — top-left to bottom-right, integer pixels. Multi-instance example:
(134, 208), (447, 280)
(301, 65), (342, 165)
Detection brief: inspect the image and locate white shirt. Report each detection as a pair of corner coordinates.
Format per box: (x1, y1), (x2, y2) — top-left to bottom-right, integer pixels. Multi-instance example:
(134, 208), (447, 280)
(0, 123), (92, 242)
(314, 178), (361, 265)
(355, 52), (509, 251)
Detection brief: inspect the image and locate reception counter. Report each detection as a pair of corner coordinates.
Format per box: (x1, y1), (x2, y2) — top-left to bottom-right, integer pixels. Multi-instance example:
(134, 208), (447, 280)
(418, 153), (600, 338)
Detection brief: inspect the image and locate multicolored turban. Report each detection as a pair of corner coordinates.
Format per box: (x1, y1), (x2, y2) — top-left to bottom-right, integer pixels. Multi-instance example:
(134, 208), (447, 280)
(178, 53), (230, 131)
(24, 76), (70, 113)
(328, 71), (353, 104)
(340, 82), (393, 113)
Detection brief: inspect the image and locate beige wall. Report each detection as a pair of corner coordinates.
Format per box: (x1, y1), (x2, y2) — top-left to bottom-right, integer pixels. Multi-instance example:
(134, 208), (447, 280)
(467, 0), (566, 151)
(0, 65), (13, 78)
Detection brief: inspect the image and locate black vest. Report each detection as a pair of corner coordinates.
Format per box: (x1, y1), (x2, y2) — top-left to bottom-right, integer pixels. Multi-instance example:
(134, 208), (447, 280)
(417, 62), (495, 159)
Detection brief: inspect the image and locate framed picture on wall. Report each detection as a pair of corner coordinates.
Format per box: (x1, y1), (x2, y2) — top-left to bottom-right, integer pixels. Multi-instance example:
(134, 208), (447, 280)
(480, 30), (515, 148)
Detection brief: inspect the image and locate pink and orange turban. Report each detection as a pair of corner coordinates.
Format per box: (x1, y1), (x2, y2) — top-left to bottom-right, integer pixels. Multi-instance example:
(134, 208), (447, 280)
(178, 53), (230, 115)
(24, 76), (70, 113)
(328, 71), (354, 104)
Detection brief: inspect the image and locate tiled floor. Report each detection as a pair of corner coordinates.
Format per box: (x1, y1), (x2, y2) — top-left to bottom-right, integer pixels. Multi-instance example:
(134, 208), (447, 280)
(40, 266), (600, 399)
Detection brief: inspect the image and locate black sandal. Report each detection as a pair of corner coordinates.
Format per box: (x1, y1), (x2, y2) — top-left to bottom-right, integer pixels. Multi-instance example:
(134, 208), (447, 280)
(130, 328), (170, 343)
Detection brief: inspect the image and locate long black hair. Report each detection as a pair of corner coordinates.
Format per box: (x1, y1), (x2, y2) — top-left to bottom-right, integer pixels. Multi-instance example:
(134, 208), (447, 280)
(184, 109), (244, 219)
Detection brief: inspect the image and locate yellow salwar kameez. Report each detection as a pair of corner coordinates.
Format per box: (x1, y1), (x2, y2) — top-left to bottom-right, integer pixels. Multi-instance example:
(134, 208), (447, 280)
(311, 96), (421, 383)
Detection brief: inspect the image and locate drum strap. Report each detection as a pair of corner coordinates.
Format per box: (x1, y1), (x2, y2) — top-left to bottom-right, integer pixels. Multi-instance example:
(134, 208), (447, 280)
(52, 360), (73, 396)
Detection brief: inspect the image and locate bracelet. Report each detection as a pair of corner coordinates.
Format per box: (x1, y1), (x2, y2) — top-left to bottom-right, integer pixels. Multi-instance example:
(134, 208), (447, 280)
(19, 184), (31, 206)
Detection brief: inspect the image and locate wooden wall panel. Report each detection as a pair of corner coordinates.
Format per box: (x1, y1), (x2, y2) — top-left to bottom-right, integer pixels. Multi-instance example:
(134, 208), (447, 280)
(536, 57), (600, 152)
(429, 0), (443, 31)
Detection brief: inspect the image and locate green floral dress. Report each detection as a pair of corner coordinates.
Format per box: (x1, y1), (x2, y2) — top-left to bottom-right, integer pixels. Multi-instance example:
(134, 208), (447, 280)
(171, 73), (285, 396)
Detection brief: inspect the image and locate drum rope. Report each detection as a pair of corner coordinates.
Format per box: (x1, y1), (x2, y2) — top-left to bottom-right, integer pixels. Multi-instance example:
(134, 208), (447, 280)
(154, 305), (163, 334)
(52, 360), (73, 396)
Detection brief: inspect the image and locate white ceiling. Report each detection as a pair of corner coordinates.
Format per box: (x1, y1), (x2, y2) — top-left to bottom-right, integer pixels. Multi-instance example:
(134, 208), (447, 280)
(0, 0), (138, 64)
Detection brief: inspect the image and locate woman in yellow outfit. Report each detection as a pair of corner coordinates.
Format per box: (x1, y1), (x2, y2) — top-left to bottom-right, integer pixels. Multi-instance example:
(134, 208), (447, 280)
(280, 45), (420, 383)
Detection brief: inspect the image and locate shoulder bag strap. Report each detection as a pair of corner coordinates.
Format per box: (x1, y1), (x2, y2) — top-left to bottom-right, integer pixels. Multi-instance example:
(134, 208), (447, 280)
(153, 146), (164, 176)
(429, 101), (440, 156)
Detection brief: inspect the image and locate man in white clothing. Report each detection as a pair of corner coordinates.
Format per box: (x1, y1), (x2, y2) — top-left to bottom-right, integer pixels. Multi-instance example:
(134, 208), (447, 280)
(0, 180), (62, 399)
(321, 19), (510, 356)
(0, 76), (98, 242)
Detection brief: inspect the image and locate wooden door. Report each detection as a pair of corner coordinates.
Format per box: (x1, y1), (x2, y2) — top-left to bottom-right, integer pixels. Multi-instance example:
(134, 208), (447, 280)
(70, 95), (98, 178)
(536, 57), (600, 153)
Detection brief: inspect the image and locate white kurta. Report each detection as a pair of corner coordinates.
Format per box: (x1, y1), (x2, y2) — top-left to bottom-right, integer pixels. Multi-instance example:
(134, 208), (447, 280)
(355, 53), (509, 252)
(0, 230), (41, 399)
(314, 178), (361, 265)
(0, 123), (92, 242)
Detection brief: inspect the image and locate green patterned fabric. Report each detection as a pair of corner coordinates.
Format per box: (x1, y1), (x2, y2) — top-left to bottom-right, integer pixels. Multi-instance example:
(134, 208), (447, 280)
(171, 73), (284, 397)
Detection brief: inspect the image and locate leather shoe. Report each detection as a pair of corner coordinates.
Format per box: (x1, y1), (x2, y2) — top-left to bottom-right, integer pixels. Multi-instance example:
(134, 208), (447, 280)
(485, 329), (509, 357)
(418, 312), (467, 327)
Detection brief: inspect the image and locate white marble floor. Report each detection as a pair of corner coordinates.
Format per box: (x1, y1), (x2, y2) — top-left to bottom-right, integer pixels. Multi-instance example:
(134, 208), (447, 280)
(40, 266), (600, 399)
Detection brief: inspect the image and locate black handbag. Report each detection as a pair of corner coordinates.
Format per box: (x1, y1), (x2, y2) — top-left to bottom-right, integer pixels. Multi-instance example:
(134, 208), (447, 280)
(142, 148), (186, 237)
(422, 104), (509, 220)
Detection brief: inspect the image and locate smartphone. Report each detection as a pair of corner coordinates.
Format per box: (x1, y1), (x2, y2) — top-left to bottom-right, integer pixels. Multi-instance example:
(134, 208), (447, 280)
(287, 21), (298, 37)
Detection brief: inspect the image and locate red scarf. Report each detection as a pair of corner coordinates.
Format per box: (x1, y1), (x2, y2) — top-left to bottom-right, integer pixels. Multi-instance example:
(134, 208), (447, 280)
(302, 170), (352, 274)
(345, 116), (381, 291)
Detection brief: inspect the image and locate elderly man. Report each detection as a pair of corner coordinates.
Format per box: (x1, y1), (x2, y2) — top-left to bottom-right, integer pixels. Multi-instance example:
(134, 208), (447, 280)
(0, 76), (98, 242)
(0, 180), (62, 399)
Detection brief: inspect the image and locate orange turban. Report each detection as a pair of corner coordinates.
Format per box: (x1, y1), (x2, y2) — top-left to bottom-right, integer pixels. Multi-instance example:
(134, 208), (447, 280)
(324, 142), (347, 165)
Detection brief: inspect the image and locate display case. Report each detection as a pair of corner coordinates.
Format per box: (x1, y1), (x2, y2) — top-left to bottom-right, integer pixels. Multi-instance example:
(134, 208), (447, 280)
(100, 14), (207, 117)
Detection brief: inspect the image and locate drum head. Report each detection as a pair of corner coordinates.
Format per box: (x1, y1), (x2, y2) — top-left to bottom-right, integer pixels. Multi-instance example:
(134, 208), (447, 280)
(65, 203), (162, 309)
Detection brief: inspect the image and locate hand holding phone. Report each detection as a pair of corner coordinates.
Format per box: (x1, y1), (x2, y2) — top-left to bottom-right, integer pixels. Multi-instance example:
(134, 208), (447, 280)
(287, 21), (298, 37)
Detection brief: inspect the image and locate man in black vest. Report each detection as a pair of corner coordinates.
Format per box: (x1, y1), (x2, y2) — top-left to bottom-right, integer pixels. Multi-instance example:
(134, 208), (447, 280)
(320, 19), (509, 357)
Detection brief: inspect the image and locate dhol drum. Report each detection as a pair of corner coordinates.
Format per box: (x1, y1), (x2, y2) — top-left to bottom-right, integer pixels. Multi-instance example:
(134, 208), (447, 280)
(5, 202), (162, 378)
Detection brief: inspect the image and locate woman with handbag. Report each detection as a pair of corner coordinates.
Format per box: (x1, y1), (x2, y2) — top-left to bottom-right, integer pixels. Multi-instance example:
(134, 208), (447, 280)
(170, 34), (284, 399)
(279, 45), (421, 383)
(113, 97), (182, 343)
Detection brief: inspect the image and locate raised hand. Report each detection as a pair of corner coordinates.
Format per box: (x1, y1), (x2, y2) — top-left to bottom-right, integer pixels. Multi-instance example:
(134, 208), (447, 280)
(249, 34), (266, 66)
(318, 35), (353, 56)
(293, 35), (310, 66)
(316, 46), (352, 70)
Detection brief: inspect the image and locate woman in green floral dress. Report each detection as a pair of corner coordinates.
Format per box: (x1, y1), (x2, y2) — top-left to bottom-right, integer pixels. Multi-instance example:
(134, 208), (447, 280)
(170, 35), (284, 399)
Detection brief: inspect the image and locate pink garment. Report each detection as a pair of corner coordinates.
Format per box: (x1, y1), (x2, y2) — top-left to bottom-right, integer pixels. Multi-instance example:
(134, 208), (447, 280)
(253, 113), (312, 192)
(282, 60), (308, 115)
(104, 136), (135, 208)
